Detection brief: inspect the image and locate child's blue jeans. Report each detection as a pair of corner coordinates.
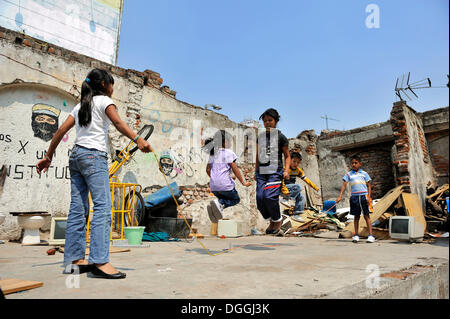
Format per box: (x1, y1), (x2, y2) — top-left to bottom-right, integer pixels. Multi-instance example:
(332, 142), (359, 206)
(285, 183), (306, 212)
(64, 145), (112, 266)
(212, 188), (240, 208)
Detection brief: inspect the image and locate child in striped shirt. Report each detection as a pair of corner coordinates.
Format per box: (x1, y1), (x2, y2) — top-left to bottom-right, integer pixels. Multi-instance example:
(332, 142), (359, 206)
(336, 155), (375, 243)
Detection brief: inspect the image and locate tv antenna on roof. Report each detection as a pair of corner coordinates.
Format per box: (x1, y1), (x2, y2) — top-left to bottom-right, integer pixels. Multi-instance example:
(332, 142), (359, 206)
(395, 72), (448, 101)
(321, 115), (340, 130)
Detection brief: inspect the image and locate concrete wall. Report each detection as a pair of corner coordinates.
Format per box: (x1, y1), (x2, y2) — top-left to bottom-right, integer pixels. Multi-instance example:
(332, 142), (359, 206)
(289, 130), (322, 207)
(0, 26), (264, 240)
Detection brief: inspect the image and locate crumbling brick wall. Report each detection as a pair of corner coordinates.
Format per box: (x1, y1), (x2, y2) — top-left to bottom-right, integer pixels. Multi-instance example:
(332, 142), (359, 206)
(390, 101), (436, 209)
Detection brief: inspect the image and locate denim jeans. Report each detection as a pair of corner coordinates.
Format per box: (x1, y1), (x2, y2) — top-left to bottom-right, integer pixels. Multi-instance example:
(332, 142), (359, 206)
(285, 183), (306, 212)
(64, 145), (112, 266)
(212, 188), (240, 208)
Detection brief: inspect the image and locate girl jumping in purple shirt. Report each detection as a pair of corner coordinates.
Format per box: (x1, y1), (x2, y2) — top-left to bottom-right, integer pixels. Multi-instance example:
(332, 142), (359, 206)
(204, 130), (252, 222)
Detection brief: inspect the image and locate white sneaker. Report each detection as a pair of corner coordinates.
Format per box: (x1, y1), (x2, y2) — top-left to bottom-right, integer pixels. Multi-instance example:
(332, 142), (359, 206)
(366, 235), (375, 243)
(352, 235), (360, 243)
(280, 198), (291, 207)
(210, 199), (224, 220)
(292, 215), (306, 223)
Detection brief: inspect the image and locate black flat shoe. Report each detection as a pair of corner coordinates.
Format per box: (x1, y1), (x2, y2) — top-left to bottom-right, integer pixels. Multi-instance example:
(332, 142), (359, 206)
(265, 228), (273, 234)
(63, 264), (94, 274)
(90, 266), (126, 279)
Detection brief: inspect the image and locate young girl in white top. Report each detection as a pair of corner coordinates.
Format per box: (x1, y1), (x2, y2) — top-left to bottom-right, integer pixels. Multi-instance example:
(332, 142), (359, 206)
(36, 69), (152, 279)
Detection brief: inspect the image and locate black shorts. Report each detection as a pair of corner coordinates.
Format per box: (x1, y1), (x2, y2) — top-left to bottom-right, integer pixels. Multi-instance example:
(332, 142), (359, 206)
(349, 194), (372, 216)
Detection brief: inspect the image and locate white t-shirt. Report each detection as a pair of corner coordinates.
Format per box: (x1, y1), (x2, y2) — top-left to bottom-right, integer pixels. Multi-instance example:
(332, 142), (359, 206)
(69, 95), (115, 153)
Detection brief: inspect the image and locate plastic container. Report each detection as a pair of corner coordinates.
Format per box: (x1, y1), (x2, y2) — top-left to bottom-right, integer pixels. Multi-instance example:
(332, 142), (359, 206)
(123, 226), (145, 245)
(145, 217), (192, 238)
(218, 219), (244, 238)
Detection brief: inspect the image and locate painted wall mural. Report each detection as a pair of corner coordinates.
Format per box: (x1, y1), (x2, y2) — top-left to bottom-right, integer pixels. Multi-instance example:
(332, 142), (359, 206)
(0, 84), (77, 213)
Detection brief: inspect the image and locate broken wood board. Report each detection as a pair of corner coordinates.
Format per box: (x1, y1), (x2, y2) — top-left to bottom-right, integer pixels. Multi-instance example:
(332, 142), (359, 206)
(426, 184), (449, 200)
(312, 230), (340, 239)
(304, 185), (322, 209)
(360, 227), (391, 240)
(0, 278), (43, 295)
(58, 246), (131, 254)
(343, 185), (404, 234)
(188, 233), (205, 239)
(401, 193), (427, 231)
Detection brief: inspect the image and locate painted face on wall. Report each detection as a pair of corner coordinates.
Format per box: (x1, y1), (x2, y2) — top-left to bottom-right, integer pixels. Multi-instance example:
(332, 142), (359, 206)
(159, 153), (174, 176)
(31, 104), (61, 142)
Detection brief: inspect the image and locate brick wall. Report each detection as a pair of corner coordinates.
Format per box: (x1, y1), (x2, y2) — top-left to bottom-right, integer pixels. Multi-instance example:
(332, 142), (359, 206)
(390, 102), (412, 191)
(341, 142), (396, 200)
(426, 131), (449, 185)
(0, 25), (176, 97)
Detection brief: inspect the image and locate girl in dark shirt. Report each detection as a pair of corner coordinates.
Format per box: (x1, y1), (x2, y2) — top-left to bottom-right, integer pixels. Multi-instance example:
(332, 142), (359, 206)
(256, 108), (291, 235)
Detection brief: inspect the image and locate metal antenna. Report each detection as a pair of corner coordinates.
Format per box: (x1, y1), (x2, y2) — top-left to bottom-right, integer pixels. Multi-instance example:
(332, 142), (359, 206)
(395, 72), (447, 101)
(321, 115), (340, 130)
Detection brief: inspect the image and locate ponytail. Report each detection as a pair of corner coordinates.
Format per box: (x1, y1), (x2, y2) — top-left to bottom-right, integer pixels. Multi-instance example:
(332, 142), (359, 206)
(79, 80), (93, 127)
(78, 68), (115, 127)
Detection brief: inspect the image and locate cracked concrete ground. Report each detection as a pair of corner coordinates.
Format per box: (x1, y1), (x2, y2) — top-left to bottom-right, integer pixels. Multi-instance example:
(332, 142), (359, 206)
(0, 236), (448, 299)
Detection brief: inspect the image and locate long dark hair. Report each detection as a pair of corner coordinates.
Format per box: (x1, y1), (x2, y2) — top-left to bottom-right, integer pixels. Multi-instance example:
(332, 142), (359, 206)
(203, 130), (232, 156)
(79, 68), (115, 127)
(259, 108), (280, 122)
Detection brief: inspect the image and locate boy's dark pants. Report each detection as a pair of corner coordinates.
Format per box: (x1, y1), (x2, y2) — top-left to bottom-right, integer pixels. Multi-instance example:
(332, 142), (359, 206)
(256, 169), (283, 222)
(212, 188), (240, 208)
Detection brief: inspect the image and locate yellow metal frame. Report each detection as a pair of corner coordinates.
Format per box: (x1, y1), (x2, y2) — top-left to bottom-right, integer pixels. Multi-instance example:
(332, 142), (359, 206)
(86, 138), (144, 242)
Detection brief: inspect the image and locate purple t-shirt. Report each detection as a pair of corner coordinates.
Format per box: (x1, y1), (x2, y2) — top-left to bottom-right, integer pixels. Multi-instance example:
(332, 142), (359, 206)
(208, 148), (237, 192)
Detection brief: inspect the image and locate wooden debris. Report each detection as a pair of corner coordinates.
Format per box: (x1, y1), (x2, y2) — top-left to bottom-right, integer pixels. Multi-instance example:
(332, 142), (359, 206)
(57, 246), (131, 254)
(426, 184), (449, 200)
(401, 193), (427, 231)
(343, 185), (405, 235)
(0, 278), (43, 295)
(425, 183), (448, 232)
(188, 233), (205, 239)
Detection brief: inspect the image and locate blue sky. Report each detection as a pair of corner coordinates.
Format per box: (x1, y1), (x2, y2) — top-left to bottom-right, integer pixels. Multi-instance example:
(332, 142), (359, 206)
(117, 0), (449, 138)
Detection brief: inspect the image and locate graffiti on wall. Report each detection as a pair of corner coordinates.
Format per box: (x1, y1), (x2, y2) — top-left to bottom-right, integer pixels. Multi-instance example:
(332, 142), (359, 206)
(31, 104), (61, 142)
(158, 149), (197, 179)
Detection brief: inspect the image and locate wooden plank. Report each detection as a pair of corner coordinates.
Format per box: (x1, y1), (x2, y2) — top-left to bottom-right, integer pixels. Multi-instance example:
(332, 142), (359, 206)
(401, 193), (427, 231)
(426, 184), (449, 200)
(58, 247), (131, 254)
(360, 227), (391, 240)
(0, 278), (43, 295)
(304, 185), (322, 208)
(344, 185), (404, 234)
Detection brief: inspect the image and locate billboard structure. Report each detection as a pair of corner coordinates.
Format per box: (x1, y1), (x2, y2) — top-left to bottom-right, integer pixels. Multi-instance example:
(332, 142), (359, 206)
(0, 0), (124, 65)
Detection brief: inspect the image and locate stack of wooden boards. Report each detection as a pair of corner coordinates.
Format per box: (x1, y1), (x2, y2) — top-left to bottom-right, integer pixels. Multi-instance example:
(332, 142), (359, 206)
(425, 183), (449, 232)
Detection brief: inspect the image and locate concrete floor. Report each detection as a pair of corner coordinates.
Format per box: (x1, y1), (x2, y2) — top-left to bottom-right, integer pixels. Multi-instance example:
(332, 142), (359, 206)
(0, 235), (448, 299)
